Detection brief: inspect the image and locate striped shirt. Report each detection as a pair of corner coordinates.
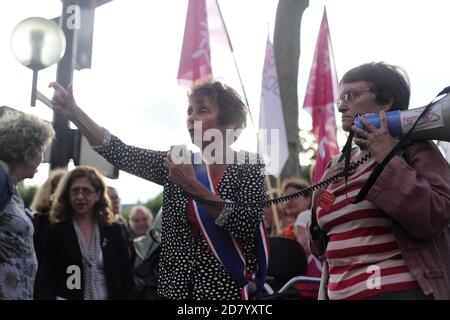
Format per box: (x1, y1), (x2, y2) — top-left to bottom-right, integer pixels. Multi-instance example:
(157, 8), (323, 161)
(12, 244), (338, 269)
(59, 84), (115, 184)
(317, 149), (418, 300)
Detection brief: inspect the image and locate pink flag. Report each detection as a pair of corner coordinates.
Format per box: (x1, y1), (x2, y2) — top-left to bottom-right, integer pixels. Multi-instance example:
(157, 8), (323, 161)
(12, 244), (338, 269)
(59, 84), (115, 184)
(303, 8), (340, 183)
(177, 0), (212, 87)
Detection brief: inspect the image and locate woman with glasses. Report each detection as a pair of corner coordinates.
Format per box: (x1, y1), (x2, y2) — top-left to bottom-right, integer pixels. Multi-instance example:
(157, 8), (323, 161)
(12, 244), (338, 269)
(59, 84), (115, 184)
(309, 62), (450, 300)
(34, 166), (135, 300)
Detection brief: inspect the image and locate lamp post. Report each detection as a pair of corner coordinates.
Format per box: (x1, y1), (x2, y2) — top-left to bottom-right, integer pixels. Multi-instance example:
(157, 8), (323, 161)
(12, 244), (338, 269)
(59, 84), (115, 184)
(10, 15), (71, 169)
(10, 0), (117, 176)
(10, 17), (66, 107)
(50, 0), (76, 170)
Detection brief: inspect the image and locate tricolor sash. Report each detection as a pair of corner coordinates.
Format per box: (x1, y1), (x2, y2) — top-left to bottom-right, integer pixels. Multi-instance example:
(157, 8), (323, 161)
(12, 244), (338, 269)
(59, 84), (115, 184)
(191, 153), (269, 299)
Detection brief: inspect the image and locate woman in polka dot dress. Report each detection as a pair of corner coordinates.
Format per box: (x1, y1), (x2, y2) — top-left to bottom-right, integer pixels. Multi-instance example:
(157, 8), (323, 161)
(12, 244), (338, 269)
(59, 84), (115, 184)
(49, 81), (267, 300)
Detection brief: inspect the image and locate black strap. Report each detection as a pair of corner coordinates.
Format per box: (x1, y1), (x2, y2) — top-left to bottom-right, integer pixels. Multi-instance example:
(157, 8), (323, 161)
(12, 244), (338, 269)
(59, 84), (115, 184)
(354, 86), (450, 203)
(342, 130), (355, 185)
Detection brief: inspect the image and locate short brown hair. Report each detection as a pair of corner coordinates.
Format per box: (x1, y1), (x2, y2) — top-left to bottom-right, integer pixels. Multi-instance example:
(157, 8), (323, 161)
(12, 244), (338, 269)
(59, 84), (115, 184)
(340, 62), (410, 111)
(188, 81), (247, 129)
(50, 166), (114, 225)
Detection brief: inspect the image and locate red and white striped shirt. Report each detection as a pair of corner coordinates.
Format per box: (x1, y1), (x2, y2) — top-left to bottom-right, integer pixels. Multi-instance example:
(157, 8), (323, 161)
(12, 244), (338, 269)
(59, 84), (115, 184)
(317, 150), (418, 300)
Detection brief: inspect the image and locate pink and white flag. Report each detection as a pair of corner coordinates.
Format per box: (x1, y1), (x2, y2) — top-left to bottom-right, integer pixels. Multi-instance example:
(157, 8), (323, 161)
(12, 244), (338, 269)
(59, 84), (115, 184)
(303, 8), (340, 183)
(177, 0), (212, 87)
(259, 35), (289, 176)
(177, 0), (233, 88)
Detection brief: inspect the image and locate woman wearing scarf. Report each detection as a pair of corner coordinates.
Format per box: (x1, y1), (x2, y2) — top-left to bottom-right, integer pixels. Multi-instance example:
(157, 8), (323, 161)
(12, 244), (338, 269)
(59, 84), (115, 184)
(35, 166), (135, 300)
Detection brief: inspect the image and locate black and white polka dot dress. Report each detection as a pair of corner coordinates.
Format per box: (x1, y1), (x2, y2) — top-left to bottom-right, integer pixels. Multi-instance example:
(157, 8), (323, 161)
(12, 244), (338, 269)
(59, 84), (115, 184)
(93, 132), (266, 300)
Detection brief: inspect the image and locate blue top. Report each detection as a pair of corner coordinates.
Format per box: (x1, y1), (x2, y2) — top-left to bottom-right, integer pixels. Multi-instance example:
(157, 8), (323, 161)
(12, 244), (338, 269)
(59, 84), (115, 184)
(0, 162), (37, 300)
(0, 163), (13, 213)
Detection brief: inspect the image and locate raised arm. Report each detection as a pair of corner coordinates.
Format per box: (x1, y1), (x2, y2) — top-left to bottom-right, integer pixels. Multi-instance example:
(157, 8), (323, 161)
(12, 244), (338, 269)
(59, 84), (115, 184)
(50, 82), (169, 185)
(49, 82), (104, 146)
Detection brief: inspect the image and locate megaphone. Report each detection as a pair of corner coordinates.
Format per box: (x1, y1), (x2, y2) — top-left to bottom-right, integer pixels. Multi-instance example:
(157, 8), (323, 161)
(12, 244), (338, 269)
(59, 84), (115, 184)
(354, 92), (450, 142)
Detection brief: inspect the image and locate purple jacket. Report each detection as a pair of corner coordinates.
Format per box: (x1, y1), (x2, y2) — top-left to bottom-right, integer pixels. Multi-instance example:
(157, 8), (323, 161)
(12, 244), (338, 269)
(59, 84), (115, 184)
(310, 141), (450, 299)
(367, 141), (450, 299)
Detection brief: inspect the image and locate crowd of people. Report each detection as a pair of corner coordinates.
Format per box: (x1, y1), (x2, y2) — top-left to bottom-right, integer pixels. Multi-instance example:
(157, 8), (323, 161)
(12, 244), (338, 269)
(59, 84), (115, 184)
(0, 61), (449, 300)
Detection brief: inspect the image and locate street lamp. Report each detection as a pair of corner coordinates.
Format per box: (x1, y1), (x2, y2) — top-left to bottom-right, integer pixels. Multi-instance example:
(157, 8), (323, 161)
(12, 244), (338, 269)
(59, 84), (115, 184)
(10, 17), (66, 106)
(8, 3), (117, 177)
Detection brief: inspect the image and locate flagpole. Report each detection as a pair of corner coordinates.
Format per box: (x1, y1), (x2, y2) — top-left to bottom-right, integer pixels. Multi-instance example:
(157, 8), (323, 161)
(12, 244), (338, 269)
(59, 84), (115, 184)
(214, 0), (255, 127)
(265, 175), (282, 236)
(231, 55), (255, 125)
(275, 175), (283, 235)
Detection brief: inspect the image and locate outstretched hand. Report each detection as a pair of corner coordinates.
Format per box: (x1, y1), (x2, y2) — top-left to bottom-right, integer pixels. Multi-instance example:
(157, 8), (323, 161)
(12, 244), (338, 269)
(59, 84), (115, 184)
(49, 82), (77, 119)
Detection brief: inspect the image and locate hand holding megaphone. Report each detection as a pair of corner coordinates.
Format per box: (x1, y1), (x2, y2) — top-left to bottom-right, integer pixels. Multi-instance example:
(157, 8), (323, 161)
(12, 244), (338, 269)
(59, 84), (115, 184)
(352, 111), (400, 163)
(354, 93), (450, 142)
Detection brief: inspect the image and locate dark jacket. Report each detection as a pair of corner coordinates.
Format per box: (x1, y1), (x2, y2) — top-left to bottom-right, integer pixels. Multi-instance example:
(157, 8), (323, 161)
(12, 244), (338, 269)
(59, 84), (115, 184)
(33, 213), (51, 264)
(34, 220), (135, 300)
(32, 213), (51, 299)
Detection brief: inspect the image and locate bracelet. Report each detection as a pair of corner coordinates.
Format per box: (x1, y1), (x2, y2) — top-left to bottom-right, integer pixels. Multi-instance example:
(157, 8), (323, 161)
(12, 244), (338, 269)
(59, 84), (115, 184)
(91, 129), (111, 152)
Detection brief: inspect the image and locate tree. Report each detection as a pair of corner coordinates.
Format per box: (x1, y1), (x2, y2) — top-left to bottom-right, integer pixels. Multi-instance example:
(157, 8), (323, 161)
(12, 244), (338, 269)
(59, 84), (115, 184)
(145, 192), (163, 217)
(19, 185), (37, 209)
(273, 0), (309, 180)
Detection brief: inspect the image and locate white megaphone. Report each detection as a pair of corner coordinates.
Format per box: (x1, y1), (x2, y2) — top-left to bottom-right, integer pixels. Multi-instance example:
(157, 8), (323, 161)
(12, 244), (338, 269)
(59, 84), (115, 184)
(354, 92), (450, 142)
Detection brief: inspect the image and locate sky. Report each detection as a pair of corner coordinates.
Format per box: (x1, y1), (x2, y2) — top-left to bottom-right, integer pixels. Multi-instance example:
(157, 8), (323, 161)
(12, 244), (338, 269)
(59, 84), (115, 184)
(1, 0), (450, 204)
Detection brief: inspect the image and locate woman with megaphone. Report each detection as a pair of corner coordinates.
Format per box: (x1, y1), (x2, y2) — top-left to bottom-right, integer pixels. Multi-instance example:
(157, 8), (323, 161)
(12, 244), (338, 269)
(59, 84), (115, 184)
(309, 62), (450, 300)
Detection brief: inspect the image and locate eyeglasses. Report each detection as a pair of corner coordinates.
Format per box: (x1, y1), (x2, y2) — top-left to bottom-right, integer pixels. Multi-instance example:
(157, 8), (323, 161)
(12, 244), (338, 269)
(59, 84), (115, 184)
(70, 187), (96, 198)
(335, 90), (373, 107)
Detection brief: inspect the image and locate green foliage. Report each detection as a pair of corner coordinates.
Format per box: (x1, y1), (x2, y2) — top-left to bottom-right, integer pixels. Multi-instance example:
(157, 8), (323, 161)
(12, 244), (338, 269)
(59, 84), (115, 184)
(299, 128), (318, 162)
(121, 206), (131, 222)
(145, 192), (163, 217)
(19, 185), (37, 209)
(121, 192), (163, 223)
(299, 164), (312, 185)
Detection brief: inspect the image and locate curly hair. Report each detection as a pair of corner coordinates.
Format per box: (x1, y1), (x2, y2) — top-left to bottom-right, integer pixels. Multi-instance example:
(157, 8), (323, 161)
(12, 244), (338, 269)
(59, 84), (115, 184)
(50, 166), (114, 225)
(0, 107), (54, 165)
(30, 169), (66, 215)
(188, 81), (248, 129)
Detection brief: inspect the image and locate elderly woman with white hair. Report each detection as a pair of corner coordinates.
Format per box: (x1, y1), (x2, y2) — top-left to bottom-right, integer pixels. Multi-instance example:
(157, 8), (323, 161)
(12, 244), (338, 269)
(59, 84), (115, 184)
(128, 205), (153, 238)
(0, 106), (54, 300)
